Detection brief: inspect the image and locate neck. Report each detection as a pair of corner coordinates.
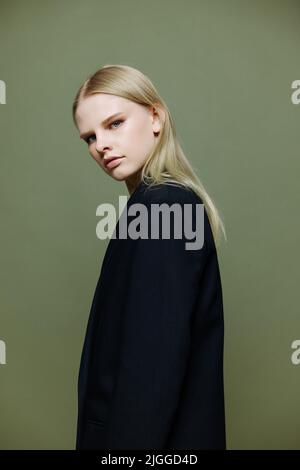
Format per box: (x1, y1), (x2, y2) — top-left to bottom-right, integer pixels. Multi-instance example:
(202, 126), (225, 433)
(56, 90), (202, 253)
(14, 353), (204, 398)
(125, 172), (142, 196)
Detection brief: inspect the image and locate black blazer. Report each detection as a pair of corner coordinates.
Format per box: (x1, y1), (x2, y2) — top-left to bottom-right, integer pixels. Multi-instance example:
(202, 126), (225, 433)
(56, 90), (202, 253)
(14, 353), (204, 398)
(76, 180), (226, 450)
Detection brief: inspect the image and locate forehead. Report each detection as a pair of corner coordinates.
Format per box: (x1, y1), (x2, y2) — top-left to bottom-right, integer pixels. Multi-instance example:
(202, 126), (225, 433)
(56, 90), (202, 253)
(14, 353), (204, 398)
(75, 93), (134, 127)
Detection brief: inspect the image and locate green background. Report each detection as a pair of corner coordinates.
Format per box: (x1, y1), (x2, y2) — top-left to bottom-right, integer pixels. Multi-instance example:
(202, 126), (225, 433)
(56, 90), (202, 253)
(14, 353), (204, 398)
(0, 0), (299, 449)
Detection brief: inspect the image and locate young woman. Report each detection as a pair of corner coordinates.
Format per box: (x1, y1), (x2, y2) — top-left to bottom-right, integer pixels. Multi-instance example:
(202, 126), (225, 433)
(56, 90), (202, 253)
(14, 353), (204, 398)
(72, 64), (227, 450)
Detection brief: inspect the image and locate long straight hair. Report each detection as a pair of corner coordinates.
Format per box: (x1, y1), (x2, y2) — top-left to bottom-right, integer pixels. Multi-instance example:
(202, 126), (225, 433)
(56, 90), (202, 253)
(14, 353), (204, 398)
(72, 64), (227, 248)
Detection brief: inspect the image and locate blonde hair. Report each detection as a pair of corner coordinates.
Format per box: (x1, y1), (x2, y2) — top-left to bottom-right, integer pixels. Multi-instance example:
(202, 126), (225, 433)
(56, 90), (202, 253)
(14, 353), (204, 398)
(72, 64), (227, 248)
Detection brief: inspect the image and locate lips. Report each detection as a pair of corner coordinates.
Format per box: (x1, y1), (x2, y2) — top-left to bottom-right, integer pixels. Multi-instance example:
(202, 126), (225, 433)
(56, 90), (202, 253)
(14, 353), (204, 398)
(104, 156), (122, 165)
(104, 156), (124, 170)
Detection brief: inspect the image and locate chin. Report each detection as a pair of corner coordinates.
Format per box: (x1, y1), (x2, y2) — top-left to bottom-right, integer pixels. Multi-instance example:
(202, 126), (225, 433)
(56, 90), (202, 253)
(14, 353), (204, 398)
(109, 165), (140, 182)
(110, 173), (127, 181)
(107, 168), (129, 181)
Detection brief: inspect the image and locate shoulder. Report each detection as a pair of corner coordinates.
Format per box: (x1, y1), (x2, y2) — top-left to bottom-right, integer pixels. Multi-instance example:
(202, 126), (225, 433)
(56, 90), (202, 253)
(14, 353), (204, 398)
(137, 181), (203, 206)
(142, 182), (216, 253)
(129, 181), (214, 252)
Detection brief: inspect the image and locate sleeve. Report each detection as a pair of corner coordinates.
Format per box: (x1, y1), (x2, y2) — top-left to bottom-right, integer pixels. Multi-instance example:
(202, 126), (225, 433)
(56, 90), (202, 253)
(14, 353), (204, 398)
(105, 192), (212, 449)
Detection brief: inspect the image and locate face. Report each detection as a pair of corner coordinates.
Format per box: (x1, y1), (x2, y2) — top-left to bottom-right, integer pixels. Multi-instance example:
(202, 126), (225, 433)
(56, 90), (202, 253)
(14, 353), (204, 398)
(75, 93), (162, 191)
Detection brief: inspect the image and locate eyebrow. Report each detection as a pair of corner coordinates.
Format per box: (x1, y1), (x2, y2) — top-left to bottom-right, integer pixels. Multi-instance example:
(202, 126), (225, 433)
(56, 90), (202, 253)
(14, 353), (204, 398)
(80, 112), (124, 139)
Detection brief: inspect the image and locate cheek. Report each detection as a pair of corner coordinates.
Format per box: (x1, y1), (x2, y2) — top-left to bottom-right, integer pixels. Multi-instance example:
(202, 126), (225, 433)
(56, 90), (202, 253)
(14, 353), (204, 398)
(90, 149), (102, 165)
(128, 124), (154, 160)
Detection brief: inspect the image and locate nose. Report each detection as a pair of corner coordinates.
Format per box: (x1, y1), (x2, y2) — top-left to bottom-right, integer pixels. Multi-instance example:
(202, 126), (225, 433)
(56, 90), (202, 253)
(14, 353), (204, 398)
(95, 133), (110, 155)
(95, 142), (105, 155)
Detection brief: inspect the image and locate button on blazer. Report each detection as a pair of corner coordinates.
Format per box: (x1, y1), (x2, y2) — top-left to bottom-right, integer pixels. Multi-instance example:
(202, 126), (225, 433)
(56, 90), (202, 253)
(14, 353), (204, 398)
(76, 180), (226, 450)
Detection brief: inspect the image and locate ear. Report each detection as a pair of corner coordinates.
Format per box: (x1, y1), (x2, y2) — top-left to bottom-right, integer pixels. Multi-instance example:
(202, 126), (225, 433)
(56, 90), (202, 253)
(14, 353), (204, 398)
(149, 104), (165, 136)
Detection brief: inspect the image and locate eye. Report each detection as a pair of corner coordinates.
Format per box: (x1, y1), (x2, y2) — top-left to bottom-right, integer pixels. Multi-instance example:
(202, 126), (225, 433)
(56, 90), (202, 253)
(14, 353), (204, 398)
(109, 119), (123, 129)
(85, 135), (96, 145)
(84, 120), (124, 144)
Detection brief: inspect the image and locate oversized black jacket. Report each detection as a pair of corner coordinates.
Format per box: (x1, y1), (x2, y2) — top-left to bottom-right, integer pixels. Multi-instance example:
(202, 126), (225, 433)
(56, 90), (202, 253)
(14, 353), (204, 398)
(76, 180), (226, 450)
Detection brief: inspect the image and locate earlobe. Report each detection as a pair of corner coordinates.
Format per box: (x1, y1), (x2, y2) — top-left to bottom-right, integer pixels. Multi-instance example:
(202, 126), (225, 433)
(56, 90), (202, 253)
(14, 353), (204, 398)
(152, 107), (164, 136)
(148, 103), (164, 136)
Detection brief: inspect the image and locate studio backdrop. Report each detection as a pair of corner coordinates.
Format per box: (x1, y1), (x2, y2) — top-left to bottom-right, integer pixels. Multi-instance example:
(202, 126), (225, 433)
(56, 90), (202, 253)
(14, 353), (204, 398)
(0, 0), (299, 450)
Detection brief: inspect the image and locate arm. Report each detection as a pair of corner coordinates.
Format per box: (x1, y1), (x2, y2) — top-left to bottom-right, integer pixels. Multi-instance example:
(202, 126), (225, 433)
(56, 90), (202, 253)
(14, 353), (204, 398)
(105, 190), (212, 449)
